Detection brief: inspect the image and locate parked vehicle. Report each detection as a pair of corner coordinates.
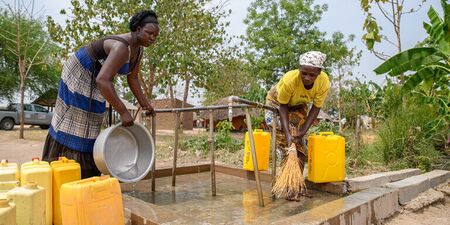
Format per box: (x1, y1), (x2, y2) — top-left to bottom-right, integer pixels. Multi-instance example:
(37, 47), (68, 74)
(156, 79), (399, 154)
(0, 103), (53, 130)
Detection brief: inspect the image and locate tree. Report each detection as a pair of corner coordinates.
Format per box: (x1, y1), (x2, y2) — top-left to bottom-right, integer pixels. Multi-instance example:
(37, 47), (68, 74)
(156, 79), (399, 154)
(0, 0), (60, 139)
(374, 0), (449, 134)
(47, 0), (230, 109)
(321, 32), (362, 131)
(360, 0), (427, 81)
(202, 47), (256, 105)
(244, 0), (360, 88)
(244, 0), (328, 86)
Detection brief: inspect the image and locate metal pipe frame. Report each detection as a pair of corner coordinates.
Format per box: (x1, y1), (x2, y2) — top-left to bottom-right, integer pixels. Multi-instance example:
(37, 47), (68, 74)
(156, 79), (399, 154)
(145, 98), (278, 207)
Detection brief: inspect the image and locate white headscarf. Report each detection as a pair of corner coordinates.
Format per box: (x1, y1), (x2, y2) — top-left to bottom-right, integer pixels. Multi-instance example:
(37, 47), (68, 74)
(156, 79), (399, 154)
(299, 51), (327, 69)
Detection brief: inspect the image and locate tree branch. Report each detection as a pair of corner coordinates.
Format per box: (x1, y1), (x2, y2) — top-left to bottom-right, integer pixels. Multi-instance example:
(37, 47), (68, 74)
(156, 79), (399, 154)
(24, 39), (47, 77)
(376, 1), (395, 26)
(0, 32), (18, 45)
(381, 35), (397, 47)
(372, 50), (390, 61)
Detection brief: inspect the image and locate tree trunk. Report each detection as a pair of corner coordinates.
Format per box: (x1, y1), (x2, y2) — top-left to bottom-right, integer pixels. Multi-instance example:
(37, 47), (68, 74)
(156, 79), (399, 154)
(179, 75), (190, 131)
(19, 62), (25, 139)
(168, 78), (177, 122)
(337, 70), (343, 132)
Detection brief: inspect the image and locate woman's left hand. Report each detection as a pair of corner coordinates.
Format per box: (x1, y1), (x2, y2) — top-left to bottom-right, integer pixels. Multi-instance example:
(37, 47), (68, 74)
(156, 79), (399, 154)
(142, 102), (155, 116)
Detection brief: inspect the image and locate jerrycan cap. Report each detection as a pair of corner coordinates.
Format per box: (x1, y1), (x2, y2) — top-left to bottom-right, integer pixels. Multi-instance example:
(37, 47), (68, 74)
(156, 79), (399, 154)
(31, 157), (40, 163)
(0, 159), (8, 166)
(0, 199), (9, 208)
(25, 182), (38, 189)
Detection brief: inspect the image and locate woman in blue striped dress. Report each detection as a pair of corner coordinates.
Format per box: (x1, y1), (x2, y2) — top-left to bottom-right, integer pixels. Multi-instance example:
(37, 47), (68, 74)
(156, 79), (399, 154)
(42, 10), (159, 178)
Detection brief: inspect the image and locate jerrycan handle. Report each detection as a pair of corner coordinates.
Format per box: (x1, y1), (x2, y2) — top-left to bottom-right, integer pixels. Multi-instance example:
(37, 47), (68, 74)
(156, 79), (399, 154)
(58, 156), (69, 162)
(0, 159), (7, 165)
(319, 132), (334, 136)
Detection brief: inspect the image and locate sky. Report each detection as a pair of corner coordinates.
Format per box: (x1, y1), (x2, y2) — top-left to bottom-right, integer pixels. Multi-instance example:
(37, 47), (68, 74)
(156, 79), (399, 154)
(1, 0), (442, 105)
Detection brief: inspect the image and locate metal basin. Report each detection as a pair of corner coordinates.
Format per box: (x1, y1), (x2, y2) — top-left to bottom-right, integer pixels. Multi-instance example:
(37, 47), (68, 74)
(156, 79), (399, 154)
(93, 123), (154, 183)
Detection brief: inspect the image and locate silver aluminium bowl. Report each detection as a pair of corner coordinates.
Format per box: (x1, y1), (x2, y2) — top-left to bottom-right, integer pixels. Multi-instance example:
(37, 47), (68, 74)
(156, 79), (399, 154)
(93, 123), (155, 183)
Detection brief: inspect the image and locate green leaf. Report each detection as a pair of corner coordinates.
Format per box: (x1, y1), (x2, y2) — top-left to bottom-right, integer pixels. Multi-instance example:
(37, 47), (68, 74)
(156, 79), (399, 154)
(374, 47), (438, 75)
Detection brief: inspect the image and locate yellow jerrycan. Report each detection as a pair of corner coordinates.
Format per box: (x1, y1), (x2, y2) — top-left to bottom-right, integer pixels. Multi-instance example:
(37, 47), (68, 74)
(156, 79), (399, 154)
(243, 129), (271, 171)
(0, 181), (19, 199)
(21, 158), (52, 225)
(0, 159), (19, 182)
(0, 198), (16, 225)
(50, 157), (81, 225)
(307, 132), (345, 183)
(60, 175), (124, 225)
(7, 182), (46, 225)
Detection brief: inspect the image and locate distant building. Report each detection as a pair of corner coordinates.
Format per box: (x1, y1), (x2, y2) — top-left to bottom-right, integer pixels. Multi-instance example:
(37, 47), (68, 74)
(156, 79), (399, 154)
(152, 98), (194, 130)
(199, 96), (262, 131)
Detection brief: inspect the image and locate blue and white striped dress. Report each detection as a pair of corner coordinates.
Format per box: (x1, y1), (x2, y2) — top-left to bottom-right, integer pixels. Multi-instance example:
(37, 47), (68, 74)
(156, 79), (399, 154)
(49, 46), (136, 152)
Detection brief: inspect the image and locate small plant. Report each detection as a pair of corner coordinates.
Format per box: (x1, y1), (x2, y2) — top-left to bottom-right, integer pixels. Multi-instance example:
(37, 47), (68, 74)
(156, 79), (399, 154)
(181, 120), (242, 156)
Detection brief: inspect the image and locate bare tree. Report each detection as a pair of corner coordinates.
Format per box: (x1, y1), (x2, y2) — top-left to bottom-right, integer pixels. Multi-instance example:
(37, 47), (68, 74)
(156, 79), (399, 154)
(0, 0), (48, 139)
(361, 0), (426, 82)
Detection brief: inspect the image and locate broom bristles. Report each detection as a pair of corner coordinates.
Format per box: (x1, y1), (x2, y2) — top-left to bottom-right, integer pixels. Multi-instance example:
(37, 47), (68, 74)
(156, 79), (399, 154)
(272, 144), (306, 198)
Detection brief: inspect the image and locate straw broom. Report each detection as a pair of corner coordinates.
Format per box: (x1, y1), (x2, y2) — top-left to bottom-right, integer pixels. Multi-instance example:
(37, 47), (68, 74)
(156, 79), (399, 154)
(272, 143), (307, 199)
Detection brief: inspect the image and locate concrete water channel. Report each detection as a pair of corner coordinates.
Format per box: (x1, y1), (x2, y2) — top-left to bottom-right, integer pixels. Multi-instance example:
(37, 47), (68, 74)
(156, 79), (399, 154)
(122, 171), (339, 224)
(117, 97), (450, 225)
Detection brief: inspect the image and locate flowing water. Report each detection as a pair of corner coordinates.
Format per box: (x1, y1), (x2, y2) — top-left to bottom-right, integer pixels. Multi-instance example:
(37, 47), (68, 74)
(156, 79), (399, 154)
(122, 172), (340, 224)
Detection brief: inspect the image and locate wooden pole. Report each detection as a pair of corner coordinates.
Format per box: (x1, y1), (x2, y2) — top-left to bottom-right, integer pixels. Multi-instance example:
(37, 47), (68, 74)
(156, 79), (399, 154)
(172, 112), (180, 186)
(151, 115), (156, 192)
(244, 108), (264, 207)
(271, 112), (277, 199)
(209, 110), (216, 196)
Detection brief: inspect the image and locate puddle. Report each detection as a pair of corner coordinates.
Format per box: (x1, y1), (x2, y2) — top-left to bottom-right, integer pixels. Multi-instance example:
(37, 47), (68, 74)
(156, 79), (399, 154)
(123, 172), (340, 224)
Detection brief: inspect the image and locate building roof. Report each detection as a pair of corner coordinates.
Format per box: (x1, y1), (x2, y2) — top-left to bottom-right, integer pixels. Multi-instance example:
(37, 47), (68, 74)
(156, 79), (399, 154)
(106, 98), (138, 110)
(198, 96), (261, 120)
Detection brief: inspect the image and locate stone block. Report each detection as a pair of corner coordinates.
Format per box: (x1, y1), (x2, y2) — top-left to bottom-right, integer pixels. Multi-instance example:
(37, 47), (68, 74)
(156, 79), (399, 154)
(347, 169), (421, 192)
(384, 175), (430, 205)
(423, 170), (450, 188)
(384, 170), (449, 205)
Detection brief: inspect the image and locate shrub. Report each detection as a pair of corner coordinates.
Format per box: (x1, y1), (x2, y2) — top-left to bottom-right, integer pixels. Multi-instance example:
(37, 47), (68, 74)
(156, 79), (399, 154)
(181, 121), (242, 156)
(376, 96), (443, 171)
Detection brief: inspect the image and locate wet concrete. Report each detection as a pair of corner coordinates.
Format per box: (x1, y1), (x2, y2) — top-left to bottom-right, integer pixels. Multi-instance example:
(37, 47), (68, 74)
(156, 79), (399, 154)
(122, 172), (340, 224)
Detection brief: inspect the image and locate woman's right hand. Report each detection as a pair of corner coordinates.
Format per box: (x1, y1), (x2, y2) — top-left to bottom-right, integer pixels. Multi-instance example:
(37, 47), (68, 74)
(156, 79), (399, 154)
(120, 111), (134, 127)
(287, 134), (302, 148)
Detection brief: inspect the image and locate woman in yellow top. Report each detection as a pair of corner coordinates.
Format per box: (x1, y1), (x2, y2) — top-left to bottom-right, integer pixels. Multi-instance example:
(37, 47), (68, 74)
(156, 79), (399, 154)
(265, 51), (330, 200)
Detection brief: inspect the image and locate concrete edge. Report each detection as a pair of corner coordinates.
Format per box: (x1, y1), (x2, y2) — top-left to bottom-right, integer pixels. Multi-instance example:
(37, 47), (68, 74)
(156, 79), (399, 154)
(122, 194), (198, 225)
(271, 187), (400, 225)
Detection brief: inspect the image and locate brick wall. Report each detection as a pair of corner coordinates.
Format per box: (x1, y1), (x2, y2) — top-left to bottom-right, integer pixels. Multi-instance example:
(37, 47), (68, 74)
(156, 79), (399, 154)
(152, 99), (194, 130)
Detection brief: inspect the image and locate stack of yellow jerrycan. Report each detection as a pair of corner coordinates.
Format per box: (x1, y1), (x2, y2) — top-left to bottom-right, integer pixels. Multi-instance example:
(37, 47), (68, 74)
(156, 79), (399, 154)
(0, 159), (19, 182)
(60, 175), (124, 225)
(0, 159), (20, 199)
(307, 132), (345, 183)
(0, 181), (19, 199)
(21, 157), (52, 225)
(0, 198), (15, 225)
(51, 157), (81, 225)
(7, 182), (46, 225)
(243, 129), (271, 171)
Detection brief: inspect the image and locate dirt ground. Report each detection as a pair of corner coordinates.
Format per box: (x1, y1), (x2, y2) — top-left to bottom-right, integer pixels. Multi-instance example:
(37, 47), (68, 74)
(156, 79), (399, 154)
(1, 127), (449, 223)
(0, 126), (239, 167)
(384, 194), (450, 225)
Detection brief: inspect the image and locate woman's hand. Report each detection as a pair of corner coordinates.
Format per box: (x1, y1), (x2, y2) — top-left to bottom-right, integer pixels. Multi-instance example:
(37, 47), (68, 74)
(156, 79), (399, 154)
(293, 129), (307, 146)
(120, 111), (134, 127)
(142, 102), (155, 116)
